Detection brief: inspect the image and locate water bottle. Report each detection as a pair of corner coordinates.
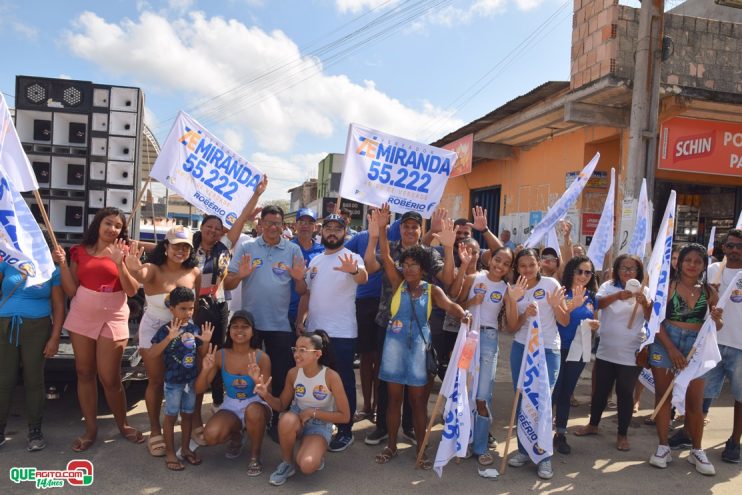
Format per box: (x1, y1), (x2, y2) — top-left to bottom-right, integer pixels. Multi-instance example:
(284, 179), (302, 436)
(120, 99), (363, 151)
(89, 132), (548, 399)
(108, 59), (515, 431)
(458, 328), (479, 369)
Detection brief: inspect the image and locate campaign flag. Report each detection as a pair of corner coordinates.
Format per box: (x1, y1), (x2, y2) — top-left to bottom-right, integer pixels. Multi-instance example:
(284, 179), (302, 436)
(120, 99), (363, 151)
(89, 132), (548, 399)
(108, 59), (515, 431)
(0, 94), (38, 192)
(434, 309), (480, 477)
(339, 123), (457, 219)
(671, 273), (741, 415)
(737, 210), (742, 229)
(150, 112), (264, 228)
(628, 178), (651, 258)
(586, 167), (615, 270)
(638, 191), (676, 351)
(638, 367), (655, 395)
(515, 315), (553, 464)
(525, 153), (600, 248)
(707, 226), (717, 263)
(545, 226), (560, 254)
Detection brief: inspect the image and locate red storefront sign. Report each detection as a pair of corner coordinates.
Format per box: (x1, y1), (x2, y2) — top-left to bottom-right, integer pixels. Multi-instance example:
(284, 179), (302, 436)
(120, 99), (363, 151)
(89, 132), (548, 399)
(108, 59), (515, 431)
(443, 133), (473, 178)
(659, 117), (742, 177)
(581, 213), (601, 236)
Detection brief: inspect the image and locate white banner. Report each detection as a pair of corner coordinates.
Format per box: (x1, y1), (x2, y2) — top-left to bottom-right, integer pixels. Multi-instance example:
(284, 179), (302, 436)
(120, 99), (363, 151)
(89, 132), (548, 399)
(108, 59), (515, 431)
(339, 123), (457, 218)
(707, 225), (717, 264)
(736, 210), (742, 229)
(150, 111), (264, 227)
(638, 367), (655, 394)
(546, 226), (560, 254)
(525, 153), (600, 248)
(434, 309), (480, 477)
(627, 178), (650, 259)
(639, 191), (676, 351)
(586, 167), (615, 270)
(0, 94), (38, 192)
(516, 315), (553, 464)
(672, 272), (742, 415)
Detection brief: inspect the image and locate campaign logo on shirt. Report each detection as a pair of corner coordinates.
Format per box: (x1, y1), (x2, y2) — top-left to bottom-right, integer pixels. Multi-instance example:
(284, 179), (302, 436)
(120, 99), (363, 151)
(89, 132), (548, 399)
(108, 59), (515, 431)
(489, 291), (503, 303)
(232, 378), (249, 399)
(389, 320), (404, 334)
(473, 284), (487, 295)
(182, 352), (196, 369)
(252, 258), (263, 269)
(182, 334), (196, 350)
(533, 288), (546, 300)
(313, 384), (329, 401)
(272, 261), (289, 276)
(731, 290), (742, 303)
(295, 384), (306, 397)
(309, 266), (318, 280)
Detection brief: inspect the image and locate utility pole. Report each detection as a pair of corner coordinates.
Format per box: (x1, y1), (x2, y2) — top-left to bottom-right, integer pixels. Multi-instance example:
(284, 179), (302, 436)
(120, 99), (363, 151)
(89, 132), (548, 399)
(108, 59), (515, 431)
(625, 0), (665, 203)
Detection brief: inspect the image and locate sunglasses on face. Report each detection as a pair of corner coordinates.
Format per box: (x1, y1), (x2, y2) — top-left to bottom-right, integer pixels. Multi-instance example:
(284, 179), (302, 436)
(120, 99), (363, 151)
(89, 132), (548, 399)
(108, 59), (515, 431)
(291, 347), (320, 355)
(619, 266), (638, 273)
(725, 242), (742, 250)
(575, 269), (593, 276)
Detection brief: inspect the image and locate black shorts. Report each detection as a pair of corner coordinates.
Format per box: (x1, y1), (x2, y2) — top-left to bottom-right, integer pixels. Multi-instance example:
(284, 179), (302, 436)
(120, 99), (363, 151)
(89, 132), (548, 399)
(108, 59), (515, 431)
(356, 297), (382, 354)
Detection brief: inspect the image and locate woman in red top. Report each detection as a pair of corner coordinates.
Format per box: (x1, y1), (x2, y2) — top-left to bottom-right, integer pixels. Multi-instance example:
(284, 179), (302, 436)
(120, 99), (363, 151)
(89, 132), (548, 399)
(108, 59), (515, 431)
(53, 207), (143, 452)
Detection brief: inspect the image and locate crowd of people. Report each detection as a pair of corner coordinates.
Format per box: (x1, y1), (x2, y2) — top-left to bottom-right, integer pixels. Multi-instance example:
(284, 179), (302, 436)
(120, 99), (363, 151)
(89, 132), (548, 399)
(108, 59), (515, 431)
(1, 186), (740, 485)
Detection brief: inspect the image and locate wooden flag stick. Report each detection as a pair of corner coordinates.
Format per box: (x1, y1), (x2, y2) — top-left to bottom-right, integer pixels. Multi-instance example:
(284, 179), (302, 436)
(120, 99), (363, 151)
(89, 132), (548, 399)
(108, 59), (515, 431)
(32, 190), (59, 249)
(714, 257), (727, 285)
(627, 281), (648, 328)
(499, 388), (522, 475)
(127, 176), (152, 227)
(650, 345), (698, 420)
(416, 392), (445, 468)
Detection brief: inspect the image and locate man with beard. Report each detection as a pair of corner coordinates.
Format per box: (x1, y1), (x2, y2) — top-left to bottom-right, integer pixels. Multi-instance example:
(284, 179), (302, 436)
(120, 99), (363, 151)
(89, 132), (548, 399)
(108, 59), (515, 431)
(297, 214), (368, 452)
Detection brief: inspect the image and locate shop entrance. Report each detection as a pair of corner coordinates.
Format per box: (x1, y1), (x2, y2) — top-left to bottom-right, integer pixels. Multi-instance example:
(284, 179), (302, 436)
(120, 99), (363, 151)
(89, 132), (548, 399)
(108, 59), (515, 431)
(470, 186), (501, 245)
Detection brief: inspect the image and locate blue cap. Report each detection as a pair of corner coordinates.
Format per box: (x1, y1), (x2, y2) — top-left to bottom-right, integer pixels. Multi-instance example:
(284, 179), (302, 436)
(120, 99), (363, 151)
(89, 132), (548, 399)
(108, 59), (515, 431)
(323, 213), (346, 227)
(296, 208), (317, 221)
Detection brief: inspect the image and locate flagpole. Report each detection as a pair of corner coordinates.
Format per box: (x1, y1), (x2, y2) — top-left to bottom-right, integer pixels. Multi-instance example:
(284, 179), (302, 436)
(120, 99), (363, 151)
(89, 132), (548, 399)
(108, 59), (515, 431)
(416, 392), (445, 468)
(32, 190), (59, 249)
(627, 281), (647, 328)
(499, 388), (522, 474)
(650, 345), (697, 420)
(128, 176), (152, 228)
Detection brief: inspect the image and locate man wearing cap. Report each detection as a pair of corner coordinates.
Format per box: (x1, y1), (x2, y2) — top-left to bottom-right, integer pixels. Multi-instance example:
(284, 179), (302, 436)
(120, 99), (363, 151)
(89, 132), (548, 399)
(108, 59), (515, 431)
(288, 208), (325, 332)
(297, 213), (368, 452)
(224, 205), (307, 436)
(540, 247), (561, 278)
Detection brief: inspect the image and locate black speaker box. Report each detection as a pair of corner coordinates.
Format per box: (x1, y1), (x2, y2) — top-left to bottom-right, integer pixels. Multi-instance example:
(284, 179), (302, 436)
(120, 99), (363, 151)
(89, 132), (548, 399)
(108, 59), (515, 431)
(65, 205), (84, 226)
(67, 164), (85, 186)
(69, 122), (87, 144)
(32, 161), (50, 182)
(33, 120), (51, 141)
(16, 76), (92, 112)
(30, 203), (44, 223)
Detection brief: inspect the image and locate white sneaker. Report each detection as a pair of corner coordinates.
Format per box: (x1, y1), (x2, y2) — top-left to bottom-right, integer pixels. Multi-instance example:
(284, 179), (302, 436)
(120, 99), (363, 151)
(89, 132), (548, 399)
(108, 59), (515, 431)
(537, 459), (553, 480)
(649, 446), (673, 468)
(507, 451), (530, 467)
(687, 449), (716, 476)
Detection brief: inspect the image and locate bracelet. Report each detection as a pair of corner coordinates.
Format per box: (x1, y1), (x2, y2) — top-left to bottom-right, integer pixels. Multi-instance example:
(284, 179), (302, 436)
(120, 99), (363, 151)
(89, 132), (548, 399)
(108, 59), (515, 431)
(350, 269), (359, 276)
(313, 408), (317, 419)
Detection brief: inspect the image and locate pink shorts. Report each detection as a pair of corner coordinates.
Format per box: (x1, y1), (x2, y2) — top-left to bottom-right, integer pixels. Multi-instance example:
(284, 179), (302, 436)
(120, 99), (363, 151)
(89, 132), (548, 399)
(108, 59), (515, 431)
(64, 286), (130, 341)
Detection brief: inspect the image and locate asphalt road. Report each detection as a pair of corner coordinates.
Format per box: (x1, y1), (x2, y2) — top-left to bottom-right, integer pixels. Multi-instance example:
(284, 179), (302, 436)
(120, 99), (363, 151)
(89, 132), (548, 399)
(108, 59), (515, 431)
(2, 332), (740, 494)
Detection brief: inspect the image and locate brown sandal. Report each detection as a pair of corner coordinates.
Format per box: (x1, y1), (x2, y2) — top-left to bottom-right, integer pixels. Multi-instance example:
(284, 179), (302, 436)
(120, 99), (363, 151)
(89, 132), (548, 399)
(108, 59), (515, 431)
(148, 435), (166, 457)
(121, 426), (144, 444)
(166, 460), (185, 471)
(417, 452), (433, 470)
(375, 447), (398, 464)
(71, 437), (95, 452)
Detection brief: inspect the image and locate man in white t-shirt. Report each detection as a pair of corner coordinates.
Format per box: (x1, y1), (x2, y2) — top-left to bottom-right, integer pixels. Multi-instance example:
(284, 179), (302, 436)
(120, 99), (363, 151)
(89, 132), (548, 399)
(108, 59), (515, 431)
(297, 213), (368, 452)
(705, 228), (742, 463)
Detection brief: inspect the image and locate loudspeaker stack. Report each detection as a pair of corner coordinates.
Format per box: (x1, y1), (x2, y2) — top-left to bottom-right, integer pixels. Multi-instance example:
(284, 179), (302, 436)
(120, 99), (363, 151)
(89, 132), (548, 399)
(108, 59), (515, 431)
(14, 75), (143, 245)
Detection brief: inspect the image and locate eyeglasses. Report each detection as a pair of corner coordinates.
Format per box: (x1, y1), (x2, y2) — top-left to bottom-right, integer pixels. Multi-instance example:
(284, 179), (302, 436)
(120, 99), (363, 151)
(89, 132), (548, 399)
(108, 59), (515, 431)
(619, 266), (638, 273)
(725, 242), (742, 250)
(401, 263), (421, 270)
(263, 220), (283, 228)
(542, 256), (557, 262)
(291, 347), (320, 355)
(575, 269), (593, 276)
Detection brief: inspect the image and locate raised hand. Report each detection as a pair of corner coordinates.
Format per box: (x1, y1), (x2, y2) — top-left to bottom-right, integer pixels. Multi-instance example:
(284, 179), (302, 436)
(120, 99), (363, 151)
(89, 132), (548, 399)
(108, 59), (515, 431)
(167, 319), (183, 341)
(290, 255), (307, 281)
(202, 344), (217, 372)
(253, 374), (273, 398)
(104, 238), (128, 265)
(569, 285), (588, 311)
(561, 220), (573, 240)
(547, 286), (567, 310)
(367, 209), (380, 237)
(430, 207), (446, 234)
(507, 276), (528, 301)
(197, 321), (214, 343)
(238, 254), (254, 279)
(334, 253), (358, 274)
(432, 217), (456, 248)
(246, 352), (261, 382)
(469, 206), (488, 232)
(377, 203), (391, 228)
(458, 242), (473, 267)
(124, 244), (145, 272)
(248, 206), (263, 222)
(256, 175), (269, 196)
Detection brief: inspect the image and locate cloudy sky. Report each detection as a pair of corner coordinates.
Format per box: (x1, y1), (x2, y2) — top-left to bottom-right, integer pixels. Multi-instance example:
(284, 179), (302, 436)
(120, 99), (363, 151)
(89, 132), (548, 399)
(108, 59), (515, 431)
(0, 0), (590, 200)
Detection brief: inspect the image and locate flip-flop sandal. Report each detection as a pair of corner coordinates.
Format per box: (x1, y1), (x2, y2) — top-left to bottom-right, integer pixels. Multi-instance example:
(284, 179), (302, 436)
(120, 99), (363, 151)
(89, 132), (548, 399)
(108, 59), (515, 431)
(191, 426), (207, 446)
(71, 437), (95, 452)
(478, 452), (495, 466)
(148, 435), (167, 457)
(573, 426), (599, 437)
(375, 447), (398, 464)
(643, 417), (655, 426)
(121, 426), (144, 444)
(166, 460), (185, 471)
(225, 434), (245, 459)
(417, 453), (433, 471)
(180, 451), (202, 466)
(353, 411), (371, 422)
(247, 458), (263, 477)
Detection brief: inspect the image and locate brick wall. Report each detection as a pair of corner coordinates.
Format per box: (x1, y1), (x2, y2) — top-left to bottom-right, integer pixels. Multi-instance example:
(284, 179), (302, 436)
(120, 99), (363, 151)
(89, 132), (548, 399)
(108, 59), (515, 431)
(570, 0), (620, 89)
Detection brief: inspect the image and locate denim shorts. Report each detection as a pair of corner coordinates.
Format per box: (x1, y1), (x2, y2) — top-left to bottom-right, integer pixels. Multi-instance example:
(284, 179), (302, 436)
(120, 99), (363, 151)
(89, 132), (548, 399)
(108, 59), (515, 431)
(649, 322), (698, 369)
(164, 381), (196, 416)
(288, 403), (333, 444)
(704, 344), (742, 402)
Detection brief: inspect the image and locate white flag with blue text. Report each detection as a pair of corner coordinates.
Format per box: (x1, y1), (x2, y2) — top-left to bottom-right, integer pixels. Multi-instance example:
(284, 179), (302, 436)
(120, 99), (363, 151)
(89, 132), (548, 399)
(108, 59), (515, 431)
(546, 226), (560, 254)
(516, 315), (553, 464)
(628, 179), (650, 259)
(434, 309), (480, 477)
(525, 153), (600, 248)
(639, 191), (676, 351)
(736, 210), (742, 229)
(586, 167), (615, 270)
(0, 94), (39, 192)
(638, 367), (655, 395)
(672, 272), (741, 415)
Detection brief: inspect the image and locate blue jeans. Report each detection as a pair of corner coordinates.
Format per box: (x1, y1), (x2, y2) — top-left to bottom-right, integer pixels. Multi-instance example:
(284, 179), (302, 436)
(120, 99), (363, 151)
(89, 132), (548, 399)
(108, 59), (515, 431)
(509, 340), (560, 460)
(330, 337), (357, 436)
(552, 349), (586, 434)
(472, 326), (499, 455)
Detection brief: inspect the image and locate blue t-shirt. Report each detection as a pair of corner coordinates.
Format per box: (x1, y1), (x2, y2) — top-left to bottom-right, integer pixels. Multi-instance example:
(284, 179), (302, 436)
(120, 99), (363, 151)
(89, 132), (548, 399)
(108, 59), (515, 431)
(343, 219), (401, 300)
(288, 238), (325, 317)
(0, 263), (61, 319)
(228, 235), (304, 332)
(151, 322), (202, 384)
(557, 289), (597, 349)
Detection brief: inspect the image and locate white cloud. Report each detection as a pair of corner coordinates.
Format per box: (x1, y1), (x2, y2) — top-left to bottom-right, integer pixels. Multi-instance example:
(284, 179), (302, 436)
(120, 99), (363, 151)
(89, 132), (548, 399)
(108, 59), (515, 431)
(250, 151), (326, 201)
(335, 0), (398, 14)
(63, 10), (463, 156)
(167, 0), (195, 14)
(513, 0), (543, 11)
(12, 20), (37, 39)
(58, 74), (72, 80)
